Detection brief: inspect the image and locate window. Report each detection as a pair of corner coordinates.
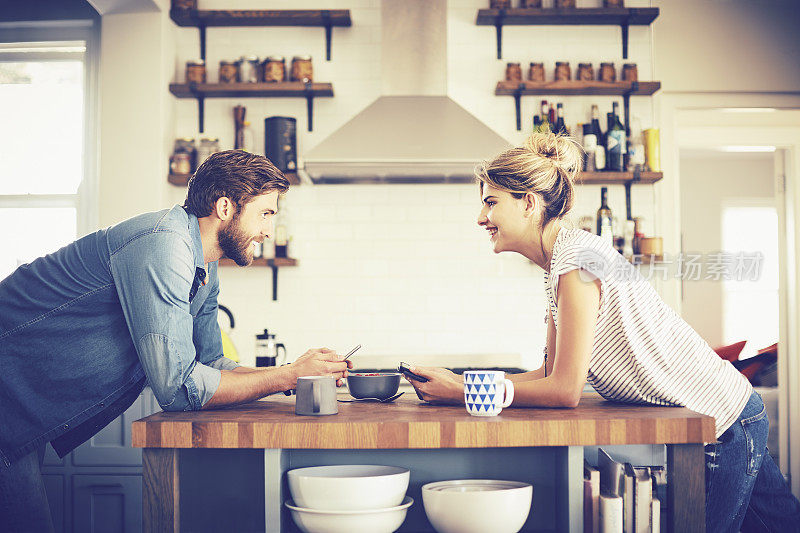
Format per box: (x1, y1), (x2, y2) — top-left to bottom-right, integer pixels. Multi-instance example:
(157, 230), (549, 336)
(0, 27), (97, 280)
(722, 204), (779, 358)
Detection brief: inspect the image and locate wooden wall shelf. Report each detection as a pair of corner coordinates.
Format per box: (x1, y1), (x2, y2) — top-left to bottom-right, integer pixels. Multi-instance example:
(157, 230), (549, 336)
(219, 257), (297, 267)
(219, 256), (298, 300)
(170, 9), (352, 28)
(169, 82), (334, 99)
(476, 7), (659, 59)
(496, 80), (661, 97)
(580, 171), (663, 185)
(497, 80), (660, 131)
(169, 9), (351, 61)
(169, 83), (333, 133)
(476, 8), (659, 26)
(168, 172), (300, 187)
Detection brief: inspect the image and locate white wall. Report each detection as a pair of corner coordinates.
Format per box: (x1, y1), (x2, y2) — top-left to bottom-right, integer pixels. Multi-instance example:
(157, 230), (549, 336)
(96, 0), (800, 367)
(162, 0), (659, 367)
(679, 151), (775, 347)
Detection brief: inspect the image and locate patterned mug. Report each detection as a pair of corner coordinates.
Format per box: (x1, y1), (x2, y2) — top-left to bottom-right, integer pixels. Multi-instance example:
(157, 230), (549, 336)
(463, 371), (514, 416)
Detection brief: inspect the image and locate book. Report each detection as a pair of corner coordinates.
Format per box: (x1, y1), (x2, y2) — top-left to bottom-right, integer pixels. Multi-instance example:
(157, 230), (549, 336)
(632, 466), (653, 533)
(651, 497), (661, 533)
(622, 463), (635, 533)
(598, 448), (624, 497)
(584, 460), (600, 533)
(650, 498), (661, 533)
(600, 492), (623, 533)
(633, 467), (653, 533)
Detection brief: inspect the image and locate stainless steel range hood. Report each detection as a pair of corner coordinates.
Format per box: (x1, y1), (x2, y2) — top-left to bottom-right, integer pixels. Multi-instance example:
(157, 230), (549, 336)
(301, 0), (511, 184)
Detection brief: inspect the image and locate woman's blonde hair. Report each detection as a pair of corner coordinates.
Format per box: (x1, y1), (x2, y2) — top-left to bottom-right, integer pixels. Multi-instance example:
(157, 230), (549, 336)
(476, 132), (583, 226)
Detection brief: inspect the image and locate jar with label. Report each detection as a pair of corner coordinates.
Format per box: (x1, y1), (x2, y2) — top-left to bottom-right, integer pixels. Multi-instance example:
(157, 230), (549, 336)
(290, 56), (313, 83)
(505, 62), (522, 82)
(528, 62), (545, 82)
(196, 137), (220, 167)
(577, 63), (594, 81)
(555, 0), (576, 7)
(238, 56), (260, 83)
(599, 62), (616, 83)
(622, 63), (638, 82)
(522, 0), (542, 7)
(262, 56), (286, 83)
(219, 60), (239, 83)
(171, 0), (196, 10)
(554, 61), (571, 81)
(604, 0), (625, 7)
(170, 138), (196, 174)
(185, 60), (206, 84)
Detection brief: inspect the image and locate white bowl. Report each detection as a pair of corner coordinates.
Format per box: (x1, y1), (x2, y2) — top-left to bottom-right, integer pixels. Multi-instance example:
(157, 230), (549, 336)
(285, 496), (413, 533)
(422, 479), (532, 533)
(286, 465), (410, 511)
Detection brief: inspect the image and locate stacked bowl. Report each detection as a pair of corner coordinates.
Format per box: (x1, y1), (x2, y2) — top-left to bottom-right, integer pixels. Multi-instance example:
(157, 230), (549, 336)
(422, 479), (533, 533)
(285, 465), (412, 533)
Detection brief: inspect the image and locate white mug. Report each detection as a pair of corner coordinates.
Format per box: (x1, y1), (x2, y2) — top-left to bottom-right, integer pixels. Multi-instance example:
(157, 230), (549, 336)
(463, 371), (514, 416)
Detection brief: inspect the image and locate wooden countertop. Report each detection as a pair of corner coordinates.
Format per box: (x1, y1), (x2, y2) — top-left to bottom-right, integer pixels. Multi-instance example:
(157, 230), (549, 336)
(132, 393), (715, 449)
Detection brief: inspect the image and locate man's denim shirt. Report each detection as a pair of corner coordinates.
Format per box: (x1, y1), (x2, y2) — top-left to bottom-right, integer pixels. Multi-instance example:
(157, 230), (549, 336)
(0, 206), (238, 466)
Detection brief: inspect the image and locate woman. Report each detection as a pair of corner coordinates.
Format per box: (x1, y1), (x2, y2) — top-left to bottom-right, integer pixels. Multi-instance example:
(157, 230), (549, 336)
(406, 132), (800, 532)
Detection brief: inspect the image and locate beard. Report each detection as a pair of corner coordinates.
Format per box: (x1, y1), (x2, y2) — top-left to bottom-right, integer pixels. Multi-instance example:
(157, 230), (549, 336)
(218, 214), (254, 266)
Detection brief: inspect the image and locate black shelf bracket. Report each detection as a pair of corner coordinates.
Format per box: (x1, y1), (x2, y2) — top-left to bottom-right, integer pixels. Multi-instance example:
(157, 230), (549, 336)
(322, 10), (333, 61)
(513, 83), (523, 131)
(199, 25), (207, 61)
(188, 82), (205, 133)
(494, 10), (505, 59)
(270, 264), (279, 300)
(304, 82), (315, 131)
(620, 19), (629, 59)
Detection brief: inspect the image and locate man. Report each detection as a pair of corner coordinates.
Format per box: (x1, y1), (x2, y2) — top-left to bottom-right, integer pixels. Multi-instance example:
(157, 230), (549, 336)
(0, 150), (350, 531)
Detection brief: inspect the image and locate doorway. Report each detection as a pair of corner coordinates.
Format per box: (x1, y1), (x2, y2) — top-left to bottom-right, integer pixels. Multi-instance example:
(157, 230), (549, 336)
(680, 148), (781, 460)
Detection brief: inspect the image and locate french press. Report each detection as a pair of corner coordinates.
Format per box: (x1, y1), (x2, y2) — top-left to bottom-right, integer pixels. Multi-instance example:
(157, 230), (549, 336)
(255, 329), (287, 367)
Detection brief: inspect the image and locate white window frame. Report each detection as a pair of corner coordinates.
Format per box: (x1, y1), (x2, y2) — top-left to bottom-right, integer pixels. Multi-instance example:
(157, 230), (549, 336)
(0, 20), (100, 238)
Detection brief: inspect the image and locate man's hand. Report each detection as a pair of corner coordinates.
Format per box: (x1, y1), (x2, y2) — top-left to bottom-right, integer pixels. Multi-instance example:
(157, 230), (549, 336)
(404, 366), (463, 405)
(289, 347), (353, 387)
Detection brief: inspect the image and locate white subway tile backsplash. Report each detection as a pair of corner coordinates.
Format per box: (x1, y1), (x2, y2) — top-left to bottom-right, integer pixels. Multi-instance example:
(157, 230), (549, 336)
(179, 1), (658, 370)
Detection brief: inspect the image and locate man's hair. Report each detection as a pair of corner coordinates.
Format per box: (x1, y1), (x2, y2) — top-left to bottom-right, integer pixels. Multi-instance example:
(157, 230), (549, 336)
(183, 150), (290, 217)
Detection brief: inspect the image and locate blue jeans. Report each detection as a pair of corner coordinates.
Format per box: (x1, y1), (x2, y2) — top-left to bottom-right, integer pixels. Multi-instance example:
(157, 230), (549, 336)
(705, 390), (800, 532)
(0, 445), (54, 533)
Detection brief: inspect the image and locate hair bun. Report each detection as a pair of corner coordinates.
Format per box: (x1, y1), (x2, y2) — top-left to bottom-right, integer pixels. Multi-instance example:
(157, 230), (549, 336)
(523, 132), (583, 183)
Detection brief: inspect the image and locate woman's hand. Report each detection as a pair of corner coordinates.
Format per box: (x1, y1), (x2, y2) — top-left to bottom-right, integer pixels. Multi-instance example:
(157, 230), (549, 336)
(404, 366), (463, 405)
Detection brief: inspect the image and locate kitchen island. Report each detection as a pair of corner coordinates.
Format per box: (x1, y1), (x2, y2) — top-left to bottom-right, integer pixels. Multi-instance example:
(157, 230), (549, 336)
(132, 393), (714, 532)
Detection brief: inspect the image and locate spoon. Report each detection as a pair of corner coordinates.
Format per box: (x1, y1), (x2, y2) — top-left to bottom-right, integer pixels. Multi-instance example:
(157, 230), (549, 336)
(338, 392), (405, 403)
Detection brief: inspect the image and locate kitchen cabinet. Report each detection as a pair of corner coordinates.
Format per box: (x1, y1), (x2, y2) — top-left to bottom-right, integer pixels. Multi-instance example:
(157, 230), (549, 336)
(133, 393), (714, 532)
(72, 475), (142, 533)
(41, 388), (160, 533)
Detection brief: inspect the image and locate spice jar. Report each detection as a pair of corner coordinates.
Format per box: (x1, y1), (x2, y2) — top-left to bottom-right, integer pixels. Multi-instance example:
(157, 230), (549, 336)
(170, 138), (196, 174)
(604, 0), (625, 7)
(505, 62), (522, 82)
(196, 137), (220, 166)
(577, 63), (594, 81)
(528, 62), (545, 82)
(290, 55), (313, 83)
(554, 61), (571, 81)
(555, 0), (576, 7)
(490, 0), (511, 8)
(218, 60), (239, 83)
(262, 56), (286, 83)
(622, 63), (638, 82)
(171, 0), (196, 10)
(521, 0), (542, 7)
(185, 60), (206, 84)
(599, 62), (617, 83)
(237, 56), (260, 83)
